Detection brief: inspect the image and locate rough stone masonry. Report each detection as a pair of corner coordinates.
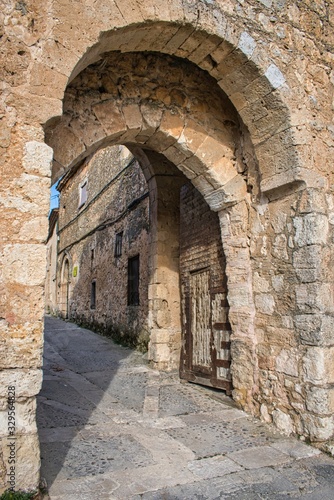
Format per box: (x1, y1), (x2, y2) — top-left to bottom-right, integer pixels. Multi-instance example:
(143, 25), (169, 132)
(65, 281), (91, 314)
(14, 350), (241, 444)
(0, 0), (334, 492)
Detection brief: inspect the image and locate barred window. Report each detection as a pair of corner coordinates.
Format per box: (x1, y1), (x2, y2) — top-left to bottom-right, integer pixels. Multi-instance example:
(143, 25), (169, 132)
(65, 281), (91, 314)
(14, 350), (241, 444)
(90, 280), (96, 309)
(114, 232), (123, 257)
(128, 255), (139, 306)
(79, 180), (87, 208)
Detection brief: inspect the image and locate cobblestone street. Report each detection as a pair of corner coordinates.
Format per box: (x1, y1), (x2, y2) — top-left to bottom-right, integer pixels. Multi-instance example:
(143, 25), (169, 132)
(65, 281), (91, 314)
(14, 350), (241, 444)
(38, 317), (334, 499)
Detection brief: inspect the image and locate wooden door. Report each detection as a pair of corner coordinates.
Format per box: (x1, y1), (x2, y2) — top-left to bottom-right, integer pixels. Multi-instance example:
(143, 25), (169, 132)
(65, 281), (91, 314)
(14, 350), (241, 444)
(180, 268), (232, 393)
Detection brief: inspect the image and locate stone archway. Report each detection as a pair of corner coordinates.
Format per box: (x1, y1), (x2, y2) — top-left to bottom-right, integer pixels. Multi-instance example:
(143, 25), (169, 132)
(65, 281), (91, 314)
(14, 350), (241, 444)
(3, 2), (333, 491)
(59, 256), (70, 319)
(45, 50), (257, 410)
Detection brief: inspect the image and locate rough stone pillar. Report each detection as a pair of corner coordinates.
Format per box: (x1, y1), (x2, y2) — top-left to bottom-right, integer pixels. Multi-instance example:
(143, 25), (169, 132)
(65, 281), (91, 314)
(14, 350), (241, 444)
(144, 151), (186, 371)
(293, 189), (334, 442)
(218, 201), (258, 413)
(0, 138), (52, 492)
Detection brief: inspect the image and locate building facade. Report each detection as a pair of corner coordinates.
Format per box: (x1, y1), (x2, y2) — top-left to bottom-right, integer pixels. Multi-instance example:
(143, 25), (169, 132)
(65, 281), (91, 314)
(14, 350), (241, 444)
(45, 208), (58, 316)
(55, 145), (150, 337)
(1, 0), (334, 491)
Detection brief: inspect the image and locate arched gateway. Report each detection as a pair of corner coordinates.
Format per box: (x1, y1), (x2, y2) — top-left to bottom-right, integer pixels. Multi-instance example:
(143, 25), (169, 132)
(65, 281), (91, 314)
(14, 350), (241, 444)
(1, 1), (333, 492)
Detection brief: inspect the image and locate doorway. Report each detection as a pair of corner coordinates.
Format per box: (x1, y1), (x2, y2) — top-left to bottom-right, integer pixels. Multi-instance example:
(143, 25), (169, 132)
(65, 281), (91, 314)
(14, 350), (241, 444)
(179, 183), (232, 393)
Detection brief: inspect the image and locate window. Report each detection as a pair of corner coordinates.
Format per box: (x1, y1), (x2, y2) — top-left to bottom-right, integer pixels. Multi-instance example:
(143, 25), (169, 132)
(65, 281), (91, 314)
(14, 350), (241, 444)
(79, 180), (87, 208)
(90, 280), (96, 309)
(128, 255), (139, 306)
(114, 231), (123, 257)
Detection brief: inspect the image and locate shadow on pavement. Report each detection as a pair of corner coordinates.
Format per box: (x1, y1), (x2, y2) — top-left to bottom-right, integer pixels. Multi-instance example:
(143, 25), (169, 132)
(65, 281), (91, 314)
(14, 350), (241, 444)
(37, 315), (148, 489)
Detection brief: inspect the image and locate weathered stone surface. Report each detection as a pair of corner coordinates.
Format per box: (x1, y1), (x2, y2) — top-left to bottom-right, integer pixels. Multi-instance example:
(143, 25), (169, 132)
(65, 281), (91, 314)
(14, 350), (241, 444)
(0, 370), (42, 398)
(2, 0), (334, 492)
(2, 244), (47, 287)
(1, 433), (40, 491)
(227, 445), (291, 469)
(293, 214), (329, 247)
(0, 397), (37, 435)
(272, 409), (294, 436)
(293, 245), (323, 283)
(255, 293), (275, 315)
(22, 141), (53, 177)
(276, 349), (299, 377)
(303, 347), (334, 384)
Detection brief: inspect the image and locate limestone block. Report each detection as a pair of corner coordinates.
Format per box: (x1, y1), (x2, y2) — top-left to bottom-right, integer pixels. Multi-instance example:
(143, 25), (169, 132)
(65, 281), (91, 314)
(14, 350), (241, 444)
(112, 0), (144, 23)
(293, 245), (323, 283)
(0, 123), (11, 148)
(306, 387), (334, 415)
(230, 341), (255, 389)
(271, 274), (284, 292)
(303, 347), (324, 383)
(0, 327), (43, 370)
(303, 414), (334, 441)
(1, 432), (40, 491)
(188, 34), (222, 66)
(29, 63), (68, 99)
(0, 397), (37, 435)
(38, 38), (81, 78)
(324, 348), (334, 383)
(149, 328), (172, 344)
(7, 91), (63, 125)
(195, 135), (236, 188)
(0, 370), (42, 398)
(93, 101), (126, 137)
(18, 217), (48, 244)
(293, 214), (328, 247)
(261, 167), (327, 199)
(272, 234), (289, 261)
(159, 111), (184, 143)
(141, 102), (163, 133)
(191, 175), (215, 197)
(253, 272), (270, 293)
(148, 341), (171, 364)
(163, 144), (189, 167)
(178, 119), (209, 157)
(295, 314), (322, 345)
(238, 32), (257, 58)
(228, 284), (252, 309)
(260, 404), (272, 423)
(320, 316), (334, 346)
(271, 212), (287, 233)
(2, 174), (50, 215)
(265, 326), (296, 347)
(272, 409), (294, 435)
(22, 141), (53, 177)
(2, 244), (46, 286)
(296, 283), (334, 314)
(275, 349), (299, 377)
(265, 63), (286, 89)
(255, 293), (275, 315)
(176, 162), (197, 179)
(204, 175), (247, 211)
(298, 188), (327, 214)
(51, 125), (86, 169)
(69, 114), (107, 149)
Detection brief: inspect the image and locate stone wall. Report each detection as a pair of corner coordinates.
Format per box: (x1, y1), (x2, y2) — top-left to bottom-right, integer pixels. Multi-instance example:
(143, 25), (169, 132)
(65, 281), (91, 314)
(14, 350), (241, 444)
(56, 145), (150, 335)
(0, 0), (333, 492)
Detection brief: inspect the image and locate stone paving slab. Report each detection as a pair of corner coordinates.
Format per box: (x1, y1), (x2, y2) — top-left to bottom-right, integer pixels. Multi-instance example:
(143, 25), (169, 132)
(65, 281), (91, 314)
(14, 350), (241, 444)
(39, 317), (334, 499)
(226, 445), (292, 469)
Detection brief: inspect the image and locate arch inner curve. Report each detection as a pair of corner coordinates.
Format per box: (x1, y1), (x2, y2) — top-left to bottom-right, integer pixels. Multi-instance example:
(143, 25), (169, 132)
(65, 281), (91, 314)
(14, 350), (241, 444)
(46, 49), (259, 409)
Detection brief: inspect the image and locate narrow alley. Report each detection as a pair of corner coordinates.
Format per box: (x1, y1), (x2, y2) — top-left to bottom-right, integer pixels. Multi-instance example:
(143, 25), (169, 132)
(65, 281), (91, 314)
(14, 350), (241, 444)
(38, 317), (334, 499)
